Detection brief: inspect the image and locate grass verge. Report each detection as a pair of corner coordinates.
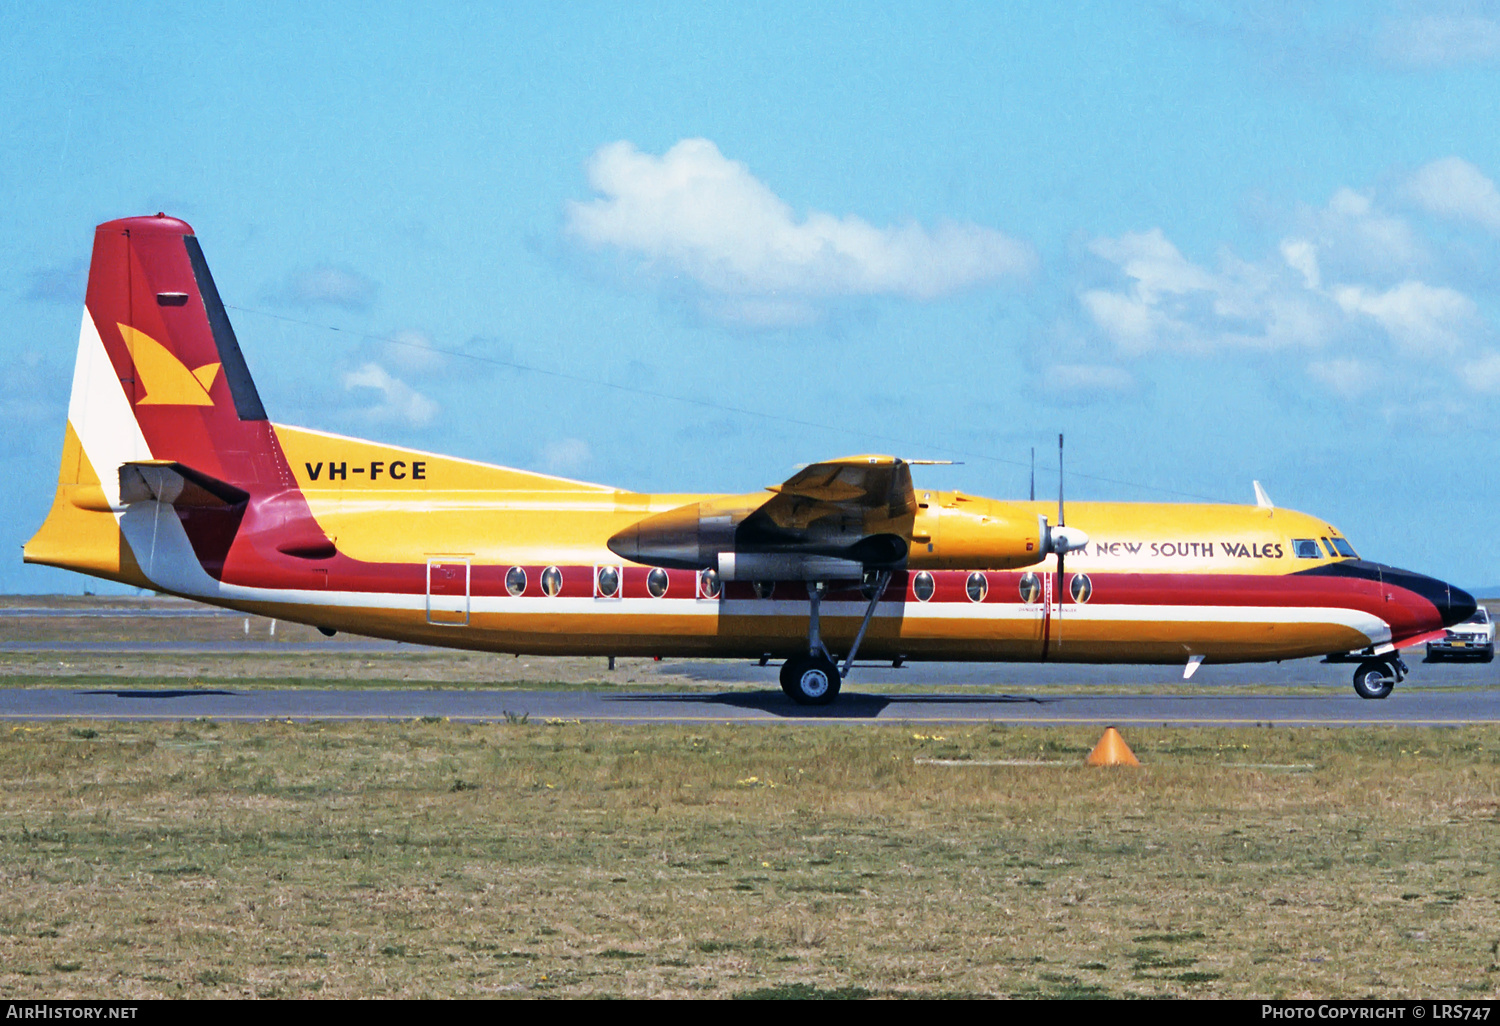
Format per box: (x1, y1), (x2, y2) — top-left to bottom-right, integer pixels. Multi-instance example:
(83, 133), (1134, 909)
(1, 720), (1497, 998)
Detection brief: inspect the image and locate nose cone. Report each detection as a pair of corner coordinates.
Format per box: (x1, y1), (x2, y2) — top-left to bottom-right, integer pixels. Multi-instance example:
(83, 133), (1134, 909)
(1436, 582), (1478, 628)
(1372, 562), (1476, 628)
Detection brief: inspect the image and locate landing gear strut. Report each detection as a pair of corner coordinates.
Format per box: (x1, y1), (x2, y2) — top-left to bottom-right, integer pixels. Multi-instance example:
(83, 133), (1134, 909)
(780, 571), (891, 706)
(1352, 656), (1407, 700)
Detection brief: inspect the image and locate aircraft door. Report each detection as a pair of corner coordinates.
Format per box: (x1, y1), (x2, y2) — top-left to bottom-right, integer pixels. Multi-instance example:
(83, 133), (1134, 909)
(427, 557), (470, 626)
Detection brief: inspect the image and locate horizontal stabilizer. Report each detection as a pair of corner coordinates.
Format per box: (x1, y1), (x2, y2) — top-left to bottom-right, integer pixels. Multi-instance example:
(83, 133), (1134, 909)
(118, 461), (249, 508)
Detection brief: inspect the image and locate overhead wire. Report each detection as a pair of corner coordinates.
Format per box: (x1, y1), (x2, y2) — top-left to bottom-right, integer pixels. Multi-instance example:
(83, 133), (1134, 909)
(225, 303), (1235, 504)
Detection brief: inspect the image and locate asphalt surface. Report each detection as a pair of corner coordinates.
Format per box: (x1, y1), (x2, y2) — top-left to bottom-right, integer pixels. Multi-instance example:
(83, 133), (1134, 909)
(4, 673), (1498, 725)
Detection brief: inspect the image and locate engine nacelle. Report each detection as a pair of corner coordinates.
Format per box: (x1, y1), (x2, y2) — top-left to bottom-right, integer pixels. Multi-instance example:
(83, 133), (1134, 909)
(906, 495), (1052, 570)
(717, 552), (864, 581)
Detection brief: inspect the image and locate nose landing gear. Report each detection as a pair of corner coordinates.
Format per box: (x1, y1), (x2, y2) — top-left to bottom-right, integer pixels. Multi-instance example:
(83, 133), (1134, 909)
(1352, 656), (1407, 700)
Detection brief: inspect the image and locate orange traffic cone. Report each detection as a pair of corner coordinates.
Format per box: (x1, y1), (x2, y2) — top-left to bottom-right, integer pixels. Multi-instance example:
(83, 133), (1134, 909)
(1086, 726), (1140, 767)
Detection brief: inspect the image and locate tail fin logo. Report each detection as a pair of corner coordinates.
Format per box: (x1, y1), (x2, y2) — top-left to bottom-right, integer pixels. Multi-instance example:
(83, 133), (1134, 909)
(117, 323), (220, 406)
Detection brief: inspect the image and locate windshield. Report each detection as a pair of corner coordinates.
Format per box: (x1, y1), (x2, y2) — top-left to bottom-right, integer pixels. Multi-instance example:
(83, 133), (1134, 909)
(1329, 537), (1358, 558)
(1464, 608), (1490, 624)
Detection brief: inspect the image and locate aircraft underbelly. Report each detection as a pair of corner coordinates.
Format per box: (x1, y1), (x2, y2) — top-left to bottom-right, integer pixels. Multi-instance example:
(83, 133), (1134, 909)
(218, 589), (1381, 664)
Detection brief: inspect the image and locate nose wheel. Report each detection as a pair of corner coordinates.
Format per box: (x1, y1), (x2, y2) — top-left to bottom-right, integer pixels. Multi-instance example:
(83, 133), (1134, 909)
(1352, 657), (1406, 700)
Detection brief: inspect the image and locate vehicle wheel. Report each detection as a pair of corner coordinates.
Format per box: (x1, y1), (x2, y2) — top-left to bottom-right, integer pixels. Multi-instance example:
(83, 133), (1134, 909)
(778, 658), (800, 699)
(1352, 660), (1395, 700)
(781, 655), (841, 706)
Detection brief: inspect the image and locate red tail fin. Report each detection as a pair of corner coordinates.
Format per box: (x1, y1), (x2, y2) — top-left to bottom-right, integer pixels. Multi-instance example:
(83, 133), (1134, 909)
(87, 215), (285, 494)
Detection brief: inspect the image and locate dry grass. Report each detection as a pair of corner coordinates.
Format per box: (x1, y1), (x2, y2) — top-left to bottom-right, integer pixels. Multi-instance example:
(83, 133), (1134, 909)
(1, 720), (1498, 999)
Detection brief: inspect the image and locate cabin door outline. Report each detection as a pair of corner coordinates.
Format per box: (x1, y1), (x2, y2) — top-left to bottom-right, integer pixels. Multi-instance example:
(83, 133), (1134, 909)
(426, 557), (471, 626)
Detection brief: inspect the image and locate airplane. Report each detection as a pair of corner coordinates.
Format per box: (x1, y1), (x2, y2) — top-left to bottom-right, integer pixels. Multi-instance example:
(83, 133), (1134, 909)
(24, 214), (1478, 706)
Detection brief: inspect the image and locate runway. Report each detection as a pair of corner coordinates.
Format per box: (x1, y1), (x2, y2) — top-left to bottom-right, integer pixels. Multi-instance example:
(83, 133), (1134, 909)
(3, 598), (1496, 724)
(5, 681), (1498, 725)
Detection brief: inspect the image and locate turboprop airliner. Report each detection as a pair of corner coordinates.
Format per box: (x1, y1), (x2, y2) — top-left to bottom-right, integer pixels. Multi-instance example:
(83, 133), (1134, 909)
(24, 215), (1477, 705)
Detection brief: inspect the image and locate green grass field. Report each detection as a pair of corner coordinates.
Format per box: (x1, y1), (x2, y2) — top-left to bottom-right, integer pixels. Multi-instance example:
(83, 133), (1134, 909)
(2, 718), (1497, 999)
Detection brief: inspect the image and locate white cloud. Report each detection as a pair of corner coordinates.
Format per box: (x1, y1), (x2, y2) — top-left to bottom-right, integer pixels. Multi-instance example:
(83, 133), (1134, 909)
(1406, 156), (1500, 234)
(1462, 351), (1500, 393)
(1303, 188), (1423, 280)
(1373, 14), (1500, 68)
(1280, 238), (1320, 290)
(270, 266), (379, 310)
(564, 138), (1034, 321)
(1306, 357), (1383, 399)
(1078, 182), (1495, 368)
(342, 362), (438, 428)
(1080, 228), (1332, 355)
(380, 330), (448, 375)
(1330, 280), (1477, 356)
(539, 437), (591, 475)
(1041, 363), (1137, 403)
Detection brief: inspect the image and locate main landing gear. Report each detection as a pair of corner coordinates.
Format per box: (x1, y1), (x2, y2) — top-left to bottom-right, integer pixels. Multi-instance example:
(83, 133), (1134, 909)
(1352, 656), (1407, 700)
(780, 571), (891, 706)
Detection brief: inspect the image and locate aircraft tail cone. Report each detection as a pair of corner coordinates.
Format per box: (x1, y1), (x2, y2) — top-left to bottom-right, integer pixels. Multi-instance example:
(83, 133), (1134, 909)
(1085, 727), (1139, 767)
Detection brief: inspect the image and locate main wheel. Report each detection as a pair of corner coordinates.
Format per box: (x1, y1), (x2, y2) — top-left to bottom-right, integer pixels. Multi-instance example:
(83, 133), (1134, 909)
(780, 655), (842, 706)
(1352, 660), (1395, 700)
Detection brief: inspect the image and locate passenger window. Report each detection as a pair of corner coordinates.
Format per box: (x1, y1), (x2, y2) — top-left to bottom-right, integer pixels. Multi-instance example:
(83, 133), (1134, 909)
(647, 567), (669, 598)
(698, 569), (721, 600)
(505, 566), (526, 597)
(541, 565), (563, 597)
(1018, 572), (1041, 604)
(753, 580), (775, 599)
(966, 572), (988, 603)
(1069, 573), (1092, 603)
(912, 571), (934, 602)
(595, 565), (620, 598)
(1292, 539), (1321, 559)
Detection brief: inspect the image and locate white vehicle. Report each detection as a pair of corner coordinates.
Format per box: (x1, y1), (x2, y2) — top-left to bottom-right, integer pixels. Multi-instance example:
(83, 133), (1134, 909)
(1426, 606), (1495, 662)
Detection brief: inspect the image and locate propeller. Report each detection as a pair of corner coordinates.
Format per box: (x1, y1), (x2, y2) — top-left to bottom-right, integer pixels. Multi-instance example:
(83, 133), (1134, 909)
(1057, 433), (1066, 599)
(1048, 433), (1088, 601)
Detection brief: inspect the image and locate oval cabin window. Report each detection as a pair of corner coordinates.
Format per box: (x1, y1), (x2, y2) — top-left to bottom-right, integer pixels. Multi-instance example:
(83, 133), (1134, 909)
(912, 571), (935, 602)
(541, 566), (563, 597)
(1018, 572), (1040, 604)
(596, 566), (620, 598)
(647, 567), (669, 598)
(505, 566), (526, 597)
(1069, 573), (1092, 603)
(966, 572), (988, 603)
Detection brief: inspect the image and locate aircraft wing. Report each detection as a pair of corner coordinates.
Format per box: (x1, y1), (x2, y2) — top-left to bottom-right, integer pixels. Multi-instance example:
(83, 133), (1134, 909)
(607, 455), (917, 575)
(739, 456), (915, 560)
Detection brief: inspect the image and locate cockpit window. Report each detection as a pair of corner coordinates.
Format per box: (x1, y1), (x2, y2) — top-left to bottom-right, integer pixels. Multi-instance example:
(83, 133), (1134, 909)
(1292, 539), (1321, 559)
(1320, 537), (1336, 557)
(1329, 537), (1358, 559)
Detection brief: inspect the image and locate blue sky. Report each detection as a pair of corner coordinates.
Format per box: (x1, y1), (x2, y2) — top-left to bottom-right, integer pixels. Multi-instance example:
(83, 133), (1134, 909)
(5, 1), (1500, 593)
